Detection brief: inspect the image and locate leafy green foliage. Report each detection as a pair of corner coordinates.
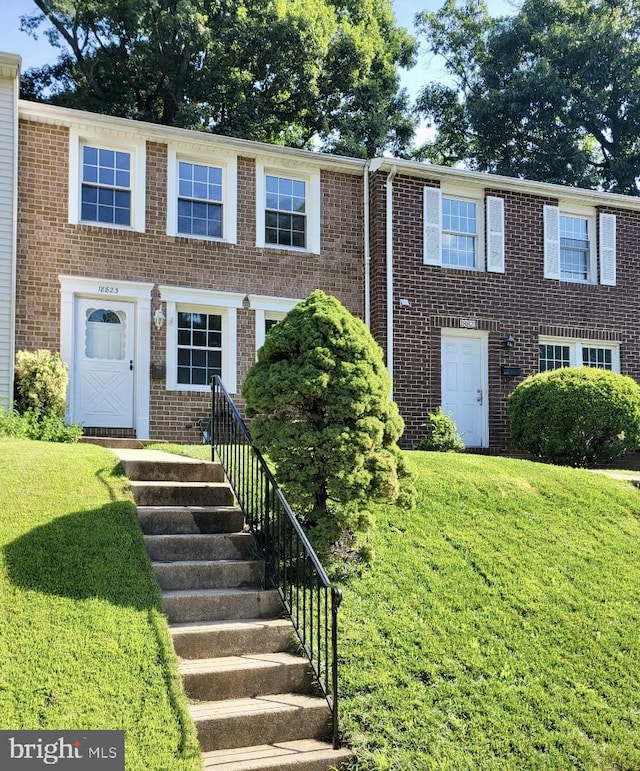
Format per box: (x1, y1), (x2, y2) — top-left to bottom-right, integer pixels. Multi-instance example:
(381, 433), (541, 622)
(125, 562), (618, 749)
(12, 349), (81, 442)
(22, 0), (416, 156)
(242, 290), (414, 563)
(14, 349), (68, 418)
(508, 367), (640, 466)
(0, 408), (83, 443)
(339, 452), (640, 768)
(415, 0), (640, 194)
(417, 406), (465, 452)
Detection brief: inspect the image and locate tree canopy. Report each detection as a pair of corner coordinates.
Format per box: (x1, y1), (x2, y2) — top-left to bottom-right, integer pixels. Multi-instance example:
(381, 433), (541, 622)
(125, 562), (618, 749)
(242, 290), (414, 563)
(415, 0), (640, 194)
(21, 0), (416, 157)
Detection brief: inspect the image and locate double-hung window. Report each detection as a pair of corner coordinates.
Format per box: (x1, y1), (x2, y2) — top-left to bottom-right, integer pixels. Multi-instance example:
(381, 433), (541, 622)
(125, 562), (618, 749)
(69, 128), (146, 231)
(176, 310), (222, 387)
(177, 161), (223, 238)
(539, 337), (619, 373)
(160, 286), (243, 393)
(543, 204), (616, 285)
(442, 197), (478, 268)
(265, 175), (306, 248)
(166, 149), (237, 242)
(256, 163), (320, 253)
(81, 146), (131, 226)
(424, 187), (505, 272)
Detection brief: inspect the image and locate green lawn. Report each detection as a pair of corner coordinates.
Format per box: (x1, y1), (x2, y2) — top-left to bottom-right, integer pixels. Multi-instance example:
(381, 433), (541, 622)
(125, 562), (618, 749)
(0, 439), (200, 771)
(338, 453), (640, 770)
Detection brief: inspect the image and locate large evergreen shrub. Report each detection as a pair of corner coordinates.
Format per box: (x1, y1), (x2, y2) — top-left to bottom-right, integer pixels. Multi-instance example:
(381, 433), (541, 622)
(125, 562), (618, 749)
(242, 290), (415, 565)
(508, 367), (640, 467)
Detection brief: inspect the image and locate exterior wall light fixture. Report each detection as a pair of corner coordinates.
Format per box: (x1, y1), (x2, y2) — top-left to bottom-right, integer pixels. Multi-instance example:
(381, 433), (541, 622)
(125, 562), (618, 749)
(153, 307), (166, 330)
(502, 333), (516, 349)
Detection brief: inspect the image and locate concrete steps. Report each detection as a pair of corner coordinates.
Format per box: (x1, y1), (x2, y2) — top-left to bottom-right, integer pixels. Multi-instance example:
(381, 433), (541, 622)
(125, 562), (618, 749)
(111, 446), (348, 770)
(202, 740), (352, 771)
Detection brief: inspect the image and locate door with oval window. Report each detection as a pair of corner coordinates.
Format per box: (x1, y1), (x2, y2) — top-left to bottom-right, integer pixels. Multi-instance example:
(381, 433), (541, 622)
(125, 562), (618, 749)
(74, 298), (135, 428)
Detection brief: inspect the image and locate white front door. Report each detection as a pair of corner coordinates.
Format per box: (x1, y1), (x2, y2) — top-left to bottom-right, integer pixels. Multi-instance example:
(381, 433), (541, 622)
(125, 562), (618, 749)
(441, 331), (488, 447)
(74, 298), (135, 428)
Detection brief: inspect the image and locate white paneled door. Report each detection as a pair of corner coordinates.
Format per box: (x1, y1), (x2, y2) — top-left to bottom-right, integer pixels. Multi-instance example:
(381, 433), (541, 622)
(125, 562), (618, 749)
(441, 331), (488, 448)
(74, 298), (135, 428)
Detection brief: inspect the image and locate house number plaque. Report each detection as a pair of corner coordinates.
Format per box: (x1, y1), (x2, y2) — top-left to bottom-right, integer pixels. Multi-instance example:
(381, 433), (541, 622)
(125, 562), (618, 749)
(98, 285), (119, 295)
(459, 319), (477, 329)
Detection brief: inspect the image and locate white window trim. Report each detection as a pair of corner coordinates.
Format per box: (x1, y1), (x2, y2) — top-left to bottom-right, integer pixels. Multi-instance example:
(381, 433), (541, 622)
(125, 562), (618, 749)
(423, 185), (486, 271)
(256, 161), (320, 254)
(159, 286), (244, 394)
(68, 127), (146, 233)
(545, 203), (597, 284)
(166, 147), (237, 243)
(249, 295), (300, 352)
(539, 336), (620, 372)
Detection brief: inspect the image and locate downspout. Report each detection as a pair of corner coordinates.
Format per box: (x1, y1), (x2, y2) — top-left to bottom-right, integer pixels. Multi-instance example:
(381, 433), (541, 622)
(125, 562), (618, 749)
(364, 160), (371, 329)
(386, 165), (398, 390)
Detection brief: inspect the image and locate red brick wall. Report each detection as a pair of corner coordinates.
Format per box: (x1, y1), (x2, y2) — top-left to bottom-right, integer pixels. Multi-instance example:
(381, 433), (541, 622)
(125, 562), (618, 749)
(16, 119), (364, 441)
(371, 171), (640, 449)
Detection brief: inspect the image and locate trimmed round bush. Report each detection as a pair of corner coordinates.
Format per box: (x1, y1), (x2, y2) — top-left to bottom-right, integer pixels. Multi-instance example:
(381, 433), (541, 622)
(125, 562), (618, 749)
(508, 367), (640, 467)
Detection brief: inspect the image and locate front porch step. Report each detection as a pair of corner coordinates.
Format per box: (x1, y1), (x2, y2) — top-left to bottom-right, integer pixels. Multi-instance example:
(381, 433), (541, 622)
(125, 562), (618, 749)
(131, 480), (235, 507)
(180, 652), (316, 702)
(191, 693), (332, 752)
(201, 739), (351, 770)
(121, 457), (225, 483)
(170, 619), (296, 660)
(152, 559), (264, 590)
(162, 588), (283, 623)
(144, 533), (255, 562)
(137, 505), (245, 535)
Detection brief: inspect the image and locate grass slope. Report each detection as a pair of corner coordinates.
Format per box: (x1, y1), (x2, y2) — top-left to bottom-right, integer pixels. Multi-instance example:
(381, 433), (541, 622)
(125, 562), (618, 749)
(0, 439), (200, 770)
(339, 453), (640, 770)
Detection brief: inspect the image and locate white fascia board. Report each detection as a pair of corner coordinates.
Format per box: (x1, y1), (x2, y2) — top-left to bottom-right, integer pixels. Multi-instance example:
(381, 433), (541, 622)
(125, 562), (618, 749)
(370, 157), (640, 214)
(19, 101), (367, 175)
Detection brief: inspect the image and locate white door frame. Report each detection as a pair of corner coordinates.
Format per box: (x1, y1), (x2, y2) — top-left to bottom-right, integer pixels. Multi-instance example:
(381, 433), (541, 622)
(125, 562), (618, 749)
(59, 275), (153, 438)
(441, 328), (489, 448)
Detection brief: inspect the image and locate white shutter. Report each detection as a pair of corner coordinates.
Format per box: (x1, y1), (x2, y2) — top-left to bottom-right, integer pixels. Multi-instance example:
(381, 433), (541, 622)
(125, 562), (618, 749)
(486, 196), (505, 273)
(423, 187), (442, 266)
(543, 204), (560, 279)
(599, 213), (616, 286)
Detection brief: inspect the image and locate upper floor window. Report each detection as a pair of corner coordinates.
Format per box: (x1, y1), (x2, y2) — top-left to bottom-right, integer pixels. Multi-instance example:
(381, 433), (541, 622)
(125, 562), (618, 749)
(442, 197), (477, 268)
(69, 129), (146, 232)
(167, 148), (237, 243)
(539, 337), (619, 373)
(424, 187), (504, 273)
(265, 175), (306, 248)
(544, 205), (616, 286)
(560, 215), (590, 281)
(256, 163), (320, 254)
(177, 161), (223, 238)
(81, 146), (131, 227)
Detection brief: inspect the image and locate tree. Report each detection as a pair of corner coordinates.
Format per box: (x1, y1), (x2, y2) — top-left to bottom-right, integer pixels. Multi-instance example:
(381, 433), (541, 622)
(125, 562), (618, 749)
(415, 0), (640, 194)
(20, 0), (417, 156)
(242, 290), (414, 563)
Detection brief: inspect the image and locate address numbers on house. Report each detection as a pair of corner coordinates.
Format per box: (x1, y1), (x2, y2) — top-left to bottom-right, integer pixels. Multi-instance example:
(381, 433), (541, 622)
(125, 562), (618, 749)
(98, 286), (119, 295)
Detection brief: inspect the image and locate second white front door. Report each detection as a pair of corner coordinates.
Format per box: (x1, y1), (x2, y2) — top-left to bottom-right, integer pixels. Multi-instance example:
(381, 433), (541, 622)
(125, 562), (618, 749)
(441, 331), (488, 447)
(74, 298), (135, 428)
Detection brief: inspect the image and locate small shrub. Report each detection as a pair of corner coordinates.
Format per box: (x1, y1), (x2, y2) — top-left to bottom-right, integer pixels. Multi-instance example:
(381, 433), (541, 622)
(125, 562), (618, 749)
(508, 367), (640, 467)
(0, 408), (82, 443)
(417, 407), (465, 452)
(15, 350), (68, 418)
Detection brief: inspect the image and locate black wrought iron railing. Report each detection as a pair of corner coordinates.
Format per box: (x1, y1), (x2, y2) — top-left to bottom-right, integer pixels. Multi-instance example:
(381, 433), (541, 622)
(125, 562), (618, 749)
(210, 375), (343, 750)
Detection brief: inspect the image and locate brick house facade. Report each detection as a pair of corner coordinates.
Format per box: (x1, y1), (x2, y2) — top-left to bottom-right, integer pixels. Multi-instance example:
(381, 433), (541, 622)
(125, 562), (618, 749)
(3, 52), (640, 450)
(369, 159), (640, 449)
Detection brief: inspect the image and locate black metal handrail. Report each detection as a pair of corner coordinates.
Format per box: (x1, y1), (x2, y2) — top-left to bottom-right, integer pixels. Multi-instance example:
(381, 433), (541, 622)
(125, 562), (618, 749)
(210, 375), (343, 750)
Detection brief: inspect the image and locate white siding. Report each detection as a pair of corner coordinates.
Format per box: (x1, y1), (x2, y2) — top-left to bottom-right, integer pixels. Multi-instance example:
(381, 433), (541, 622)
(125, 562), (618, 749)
(0, 55), (19, 409)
